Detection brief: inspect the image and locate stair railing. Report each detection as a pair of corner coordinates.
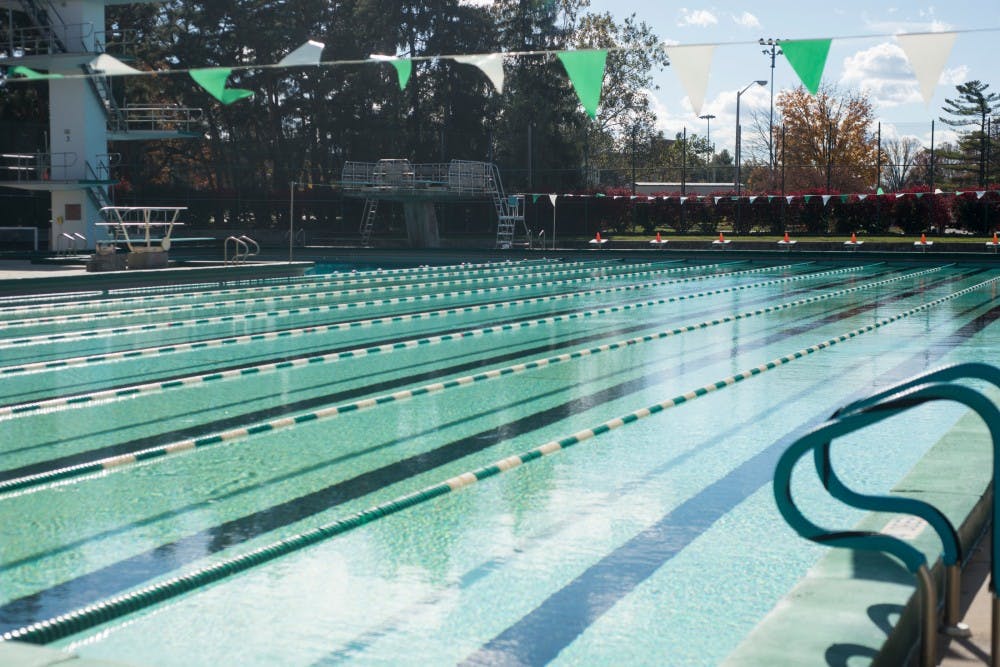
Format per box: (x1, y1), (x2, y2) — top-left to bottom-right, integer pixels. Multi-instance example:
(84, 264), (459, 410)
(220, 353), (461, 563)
(774, 371), (1000, 667)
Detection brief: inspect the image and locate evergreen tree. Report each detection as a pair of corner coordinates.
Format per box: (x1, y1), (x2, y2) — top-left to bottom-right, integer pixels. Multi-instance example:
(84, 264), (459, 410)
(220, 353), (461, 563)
(939, 80), (1000, 187)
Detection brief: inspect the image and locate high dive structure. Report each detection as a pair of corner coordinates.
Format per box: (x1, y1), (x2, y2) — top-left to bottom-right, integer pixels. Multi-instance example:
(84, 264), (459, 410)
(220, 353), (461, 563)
(340, 159), (526, 249)
(0, 0), (200, 251)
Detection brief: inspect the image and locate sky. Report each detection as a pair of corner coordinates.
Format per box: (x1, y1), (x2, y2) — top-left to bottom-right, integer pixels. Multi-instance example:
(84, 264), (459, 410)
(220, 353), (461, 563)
(577, 1), (1000, 154)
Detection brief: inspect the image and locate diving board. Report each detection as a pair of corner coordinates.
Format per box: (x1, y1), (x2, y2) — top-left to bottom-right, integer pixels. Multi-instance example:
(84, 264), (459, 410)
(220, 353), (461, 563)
(91, 206), (187, 271)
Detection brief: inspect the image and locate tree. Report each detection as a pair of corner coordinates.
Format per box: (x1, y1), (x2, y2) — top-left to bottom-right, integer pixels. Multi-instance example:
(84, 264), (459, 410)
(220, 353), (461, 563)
(773, 84), (878, 193)
(881, 136), (923, 191)
(940, 80), (1000, 187)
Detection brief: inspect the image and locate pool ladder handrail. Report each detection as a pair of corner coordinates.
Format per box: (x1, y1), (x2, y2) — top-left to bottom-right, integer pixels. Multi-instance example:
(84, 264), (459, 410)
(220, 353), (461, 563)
(774, 363), (1000, 667)
(224, 235), (259, 264)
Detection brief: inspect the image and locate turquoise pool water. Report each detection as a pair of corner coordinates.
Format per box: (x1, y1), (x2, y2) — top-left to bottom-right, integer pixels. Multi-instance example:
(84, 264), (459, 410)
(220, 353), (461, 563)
(0, 258), (997, 665)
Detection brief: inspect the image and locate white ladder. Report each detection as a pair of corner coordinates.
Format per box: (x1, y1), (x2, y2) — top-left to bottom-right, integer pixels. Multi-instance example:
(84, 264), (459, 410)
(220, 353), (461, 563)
(359, 199), (378, 246)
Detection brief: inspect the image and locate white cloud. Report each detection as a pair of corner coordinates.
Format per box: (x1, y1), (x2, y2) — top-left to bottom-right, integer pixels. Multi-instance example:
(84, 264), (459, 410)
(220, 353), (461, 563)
(649, 85), (770, 155)
(731, 11), (760, 28)
(861, 6), (953, 33)
(839, 41), (967, 108)
(677, 8), (718, 27)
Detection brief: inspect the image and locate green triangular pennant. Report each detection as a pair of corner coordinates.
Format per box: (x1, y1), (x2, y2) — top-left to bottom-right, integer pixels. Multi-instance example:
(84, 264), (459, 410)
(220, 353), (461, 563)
(877, 187), (885, 195)
(190, 68), (253, 104)
(9, 66), (62, 80)
(532, 194), (540, 203)
(389, 59), (412, 90)
(840, 194), (849, 203)
(557, 50), (607, 119)
(780, 39), (831, 95)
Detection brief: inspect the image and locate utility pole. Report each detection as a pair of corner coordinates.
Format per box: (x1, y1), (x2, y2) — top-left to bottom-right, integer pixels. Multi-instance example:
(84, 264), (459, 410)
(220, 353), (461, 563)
(759, 38), (782, 175)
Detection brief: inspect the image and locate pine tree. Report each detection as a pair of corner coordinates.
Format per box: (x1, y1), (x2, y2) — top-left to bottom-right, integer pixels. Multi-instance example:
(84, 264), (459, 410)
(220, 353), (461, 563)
(939, 80), (1000, 187)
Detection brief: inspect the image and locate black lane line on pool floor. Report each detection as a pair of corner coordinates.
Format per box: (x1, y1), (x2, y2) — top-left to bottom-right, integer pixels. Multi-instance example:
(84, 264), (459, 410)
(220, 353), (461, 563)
(0, 264), (837, 397)
(0, 281), (919, 578)
(0, 264), (805, 369)
(311, 331), (912, 666)
(0, 273), (983, 631)
(0, 269), (935, 479)
(460, 299), (1000, 666)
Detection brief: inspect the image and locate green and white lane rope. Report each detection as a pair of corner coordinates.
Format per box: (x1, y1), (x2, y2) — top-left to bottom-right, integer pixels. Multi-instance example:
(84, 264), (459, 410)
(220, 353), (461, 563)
(0, 263), (869, 416)
(4, 271), (995, 646)
(0, 261), (782, 374)
(0, 264), (945, 492)
(0, 259), (617, 320)
(0, 260), (687, 330)
(0, 262), (801, 349)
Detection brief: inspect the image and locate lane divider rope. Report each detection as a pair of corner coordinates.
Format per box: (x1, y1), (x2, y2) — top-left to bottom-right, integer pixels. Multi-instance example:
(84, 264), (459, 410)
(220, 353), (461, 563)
(0, 262), (801, 350)
(0, 263), (868, 414)
(0, 261), (777, 374)
(3, 269), (994, 647)
(0, 260), (688, 329)
(0, 264), (947, 491)
(0, 259), (626, 320)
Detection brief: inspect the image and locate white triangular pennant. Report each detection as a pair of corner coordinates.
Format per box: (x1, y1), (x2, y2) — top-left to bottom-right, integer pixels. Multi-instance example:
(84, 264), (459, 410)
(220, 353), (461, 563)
(679, 197), (688, 205)
(858, 194), (868, 201)
(896, 32), (957, 106)
(821, 195), (832, 206)
(278, 40), (325, 67)
(786, 195), (795, 204)
(548, 194), (557, 206)
(978, 191), (987, 199)
(452, 54), (505, 94)
(89, 54), (142, 75)
(748, 196), (758, 203)
(896, 192), (906, 199)
(663, 44), (715, 116)
(714, 196), (722, 204)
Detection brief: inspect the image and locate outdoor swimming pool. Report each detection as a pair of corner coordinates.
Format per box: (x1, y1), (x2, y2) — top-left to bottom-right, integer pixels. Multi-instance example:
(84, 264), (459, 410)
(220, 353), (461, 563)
(0, 257), (998, 665)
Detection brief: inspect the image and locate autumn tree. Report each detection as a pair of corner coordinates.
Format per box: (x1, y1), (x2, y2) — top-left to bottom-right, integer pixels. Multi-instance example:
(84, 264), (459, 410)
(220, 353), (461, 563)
(939, 80), (1000, 187)
(769, 84), (878, 193)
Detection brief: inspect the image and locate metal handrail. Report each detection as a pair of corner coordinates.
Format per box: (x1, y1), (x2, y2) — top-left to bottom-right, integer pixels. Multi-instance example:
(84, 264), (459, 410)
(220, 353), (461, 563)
(224, 236), (247, 264)
(774, 376), (1000, 667)
(224, 235), (257, 264)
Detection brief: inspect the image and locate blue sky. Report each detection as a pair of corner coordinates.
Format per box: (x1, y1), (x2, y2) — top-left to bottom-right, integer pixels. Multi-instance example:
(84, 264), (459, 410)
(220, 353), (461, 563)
(583, 1), (999, 152)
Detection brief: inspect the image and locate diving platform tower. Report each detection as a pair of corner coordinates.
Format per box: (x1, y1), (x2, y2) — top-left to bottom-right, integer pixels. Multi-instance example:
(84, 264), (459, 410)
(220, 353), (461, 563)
(0, 0), (201, 251)
(340, 159), (526, 249)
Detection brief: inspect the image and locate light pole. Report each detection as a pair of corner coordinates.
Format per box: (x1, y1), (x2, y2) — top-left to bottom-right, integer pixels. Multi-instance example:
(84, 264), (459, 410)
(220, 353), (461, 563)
(699, 113), (715, 181)
(735, 80), (767, 196)
(759, 38), (782, 173)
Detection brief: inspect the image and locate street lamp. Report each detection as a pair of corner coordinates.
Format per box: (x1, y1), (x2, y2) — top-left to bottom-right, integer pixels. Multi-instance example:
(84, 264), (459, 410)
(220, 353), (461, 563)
(735, 80), (767, 196)
(759, 38), (783, 173)
(699, 113), (715, 182)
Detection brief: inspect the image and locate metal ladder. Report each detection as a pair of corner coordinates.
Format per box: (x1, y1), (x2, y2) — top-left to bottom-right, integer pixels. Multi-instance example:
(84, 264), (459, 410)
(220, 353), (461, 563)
(774, 362), (1000, 667)
(224, 235), (259, 264)
(359, 199), (378, 246)
(16, 0), (67, 52)
(486, 164), (524, 249)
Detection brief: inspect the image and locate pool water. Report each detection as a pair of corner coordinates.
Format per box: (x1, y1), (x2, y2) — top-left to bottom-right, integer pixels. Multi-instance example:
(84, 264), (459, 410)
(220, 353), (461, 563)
(0, 258), (997, 666)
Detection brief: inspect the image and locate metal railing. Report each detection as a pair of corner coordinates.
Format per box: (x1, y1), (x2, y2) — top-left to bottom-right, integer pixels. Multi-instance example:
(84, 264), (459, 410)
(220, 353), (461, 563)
(110, 106), (204, 135)
(774, 362), (1000, 667)
(0, 151), (77, 181)
(224, 235), (258, 264)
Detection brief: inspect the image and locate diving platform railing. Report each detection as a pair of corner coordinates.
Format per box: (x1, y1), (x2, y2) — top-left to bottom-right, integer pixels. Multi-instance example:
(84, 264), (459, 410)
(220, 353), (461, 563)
(774, 362), (1000, 667)
(224, 235), (259, 265)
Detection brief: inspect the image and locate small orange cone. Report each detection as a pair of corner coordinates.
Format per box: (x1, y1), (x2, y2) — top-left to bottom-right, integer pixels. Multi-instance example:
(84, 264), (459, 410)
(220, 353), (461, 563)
(595, 232), (602, 242)
(783, 232), (790, 243)
(993, 232), (998, 245)
(718, 232), (725, 243)
(920, 233), (927, 244)
(850, 232), (857, 244)
(656, 232), (662, 243)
